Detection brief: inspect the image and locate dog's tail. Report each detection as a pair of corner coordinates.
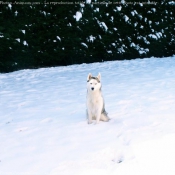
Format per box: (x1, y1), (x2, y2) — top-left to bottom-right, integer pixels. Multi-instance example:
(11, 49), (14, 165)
(101, 108), (110, 122)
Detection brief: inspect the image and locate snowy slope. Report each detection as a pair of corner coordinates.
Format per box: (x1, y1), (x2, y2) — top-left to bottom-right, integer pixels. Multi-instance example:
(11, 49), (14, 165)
(1, 57), (175, 175)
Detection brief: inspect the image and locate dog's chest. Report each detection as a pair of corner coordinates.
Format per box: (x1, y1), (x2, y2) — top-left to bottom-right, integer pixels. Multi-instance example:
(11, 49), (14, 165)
(89, 98), (100, 106)
(87, 95), (103, 110)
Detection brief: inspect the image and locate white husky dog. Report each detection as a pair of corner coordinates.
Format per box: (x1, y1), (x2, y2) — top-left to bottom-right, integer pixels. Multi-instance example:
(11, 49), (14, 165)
(86, 73), (110, 124)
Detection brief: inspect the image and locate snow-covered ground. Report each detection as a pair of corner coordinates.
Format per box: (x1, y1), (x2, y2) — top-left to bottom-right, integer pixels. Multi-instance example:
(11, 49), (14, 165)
(1, 56), (175, 175)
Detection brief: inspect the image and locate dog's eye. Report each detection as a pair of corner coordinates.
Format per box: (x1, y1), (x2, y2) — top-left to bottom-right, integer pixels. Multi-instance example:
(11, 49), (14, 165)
(90, 83), (92, 84)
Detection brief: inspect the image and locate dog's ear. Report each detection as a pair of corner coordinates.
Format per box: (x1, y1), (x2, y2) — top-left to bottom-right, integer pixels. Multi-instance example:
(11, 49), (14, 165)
(87, 73), (92, 81)
(97, 73), (101, 81)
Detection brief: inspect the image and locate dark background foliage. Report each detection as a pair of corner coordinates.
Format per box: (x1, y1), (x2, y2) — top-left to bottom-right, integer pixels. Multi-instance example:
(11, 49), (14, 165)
(0, 0), (174, 73)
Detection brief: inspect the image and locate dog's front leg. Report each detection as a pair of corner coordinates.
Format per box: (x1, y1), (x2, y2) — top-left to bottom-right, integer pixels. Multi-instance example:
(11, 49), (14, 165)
(96, 111), (101, 124)
(87, 111), (93, 124)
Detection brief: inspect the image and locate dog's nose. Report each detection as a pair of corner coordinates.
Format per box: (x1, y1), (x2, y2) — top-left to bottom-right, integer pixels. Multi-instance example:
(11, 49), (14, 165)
(91, 87), (94, 90)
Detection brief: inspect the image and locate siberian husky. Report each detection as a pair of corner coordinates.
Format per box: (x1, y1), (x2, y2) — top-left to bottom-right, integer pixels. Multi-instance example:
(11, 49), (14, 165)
(86, 73), (110, 124)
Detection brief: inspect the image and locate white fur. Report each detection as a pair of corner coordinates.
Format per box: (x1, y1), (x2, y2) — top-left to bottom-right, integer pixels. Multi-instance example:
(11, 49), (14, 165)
(86, 73), (109, 124)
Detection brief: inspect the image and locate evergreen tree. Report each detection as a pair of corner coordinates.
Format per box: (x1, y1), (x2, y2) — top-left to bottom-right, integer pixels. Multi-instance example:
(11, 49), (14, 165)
(0, 0), (175, 73)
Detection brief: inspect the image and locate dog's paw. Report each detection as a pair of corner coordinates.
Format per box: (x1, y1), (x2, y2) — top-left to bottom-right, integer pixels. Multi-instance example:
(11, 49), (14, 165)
(95, 121), (100, 124)
(88, 121), (93, 124)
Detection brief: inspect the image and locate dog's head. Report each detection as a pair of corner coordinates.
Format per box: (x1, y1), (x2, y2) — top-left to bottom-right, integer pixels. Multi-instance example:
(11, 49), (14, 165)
(87, 73), (101, 92)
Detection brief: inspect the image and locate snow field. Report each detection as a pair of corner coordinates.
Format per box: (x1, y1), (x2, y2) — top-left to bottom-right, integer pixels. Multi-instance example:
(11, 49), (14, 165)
(1, 57), (175, 175)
